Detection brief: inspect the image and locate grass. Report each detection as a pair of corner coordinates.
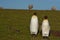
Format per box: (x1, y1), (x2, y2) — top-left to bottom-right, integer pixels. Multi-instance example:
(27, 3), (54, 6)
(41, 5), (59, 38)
(0, 9), (60, 40)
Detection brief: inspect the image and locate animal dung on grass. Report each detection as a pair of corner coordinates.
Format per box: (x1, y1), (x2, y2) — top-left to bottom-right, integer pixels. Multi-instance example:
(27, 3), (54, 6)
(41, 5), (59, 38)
(51, 30), (60, 37)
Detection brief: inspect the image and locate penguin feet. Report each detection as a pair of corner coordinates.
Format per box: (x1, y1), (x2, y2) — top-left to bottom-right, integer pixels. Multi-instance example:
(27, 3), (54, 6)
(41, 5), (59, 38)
(43, 36), (49, 39)
(31, 34), (37, 37)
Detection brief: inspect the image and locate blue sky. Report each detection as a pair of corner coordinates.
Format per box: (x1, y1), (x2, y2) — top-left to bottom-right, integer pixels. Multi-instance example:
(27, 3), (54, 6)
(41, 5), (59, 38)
(0, 0), (60, 10)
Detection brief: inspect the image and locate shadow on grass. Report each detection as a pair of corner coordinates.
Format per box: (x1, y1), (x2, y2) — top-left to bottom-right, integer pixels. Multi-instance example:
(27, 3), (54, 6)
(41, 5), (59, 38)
(41, 38), (50, 40)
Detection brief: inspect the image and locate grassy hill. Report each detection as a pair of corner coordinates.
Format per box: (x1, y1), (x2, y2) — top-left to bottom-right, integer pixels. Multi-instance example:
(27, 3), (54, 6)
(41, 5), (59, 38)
(0, 9), (60, 40)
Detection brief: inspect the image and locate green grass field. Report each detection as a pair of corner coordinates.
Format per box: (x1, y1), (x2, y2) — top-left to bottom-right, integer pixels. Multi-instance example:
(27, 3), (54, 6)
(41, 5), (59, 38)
(0, 9), (60, 40)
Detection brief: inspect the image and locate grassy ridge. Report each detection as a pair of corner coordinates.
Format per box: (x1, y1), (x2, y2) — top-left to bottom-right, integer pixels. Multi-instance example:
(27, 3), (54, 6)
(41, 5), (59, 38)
(0, 9), (60, 40)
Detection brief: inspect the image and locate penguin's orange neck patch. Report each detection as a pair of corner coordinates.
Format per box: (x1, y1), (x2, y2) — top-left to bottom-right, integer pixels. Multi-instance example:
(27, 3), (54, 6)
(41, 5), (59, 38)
(32, 15), (37, 18)
(43, 19), (48, 22)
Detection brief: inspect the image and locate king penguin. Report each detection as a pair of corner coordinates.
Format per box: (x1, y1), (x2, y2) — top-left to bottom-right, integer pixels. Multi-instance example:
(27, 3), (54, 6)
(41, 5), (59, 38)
(30, 13), (39, 35)
(41, 16), (50, 38)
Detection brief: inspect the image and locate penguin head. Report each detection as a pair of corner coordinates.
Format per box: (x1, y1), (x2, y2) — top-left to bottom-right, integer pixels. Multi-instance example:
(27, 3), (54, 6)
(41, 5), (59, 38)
(33, 13), (36, 15)
(32, 13), (37, 18)
(44, 16), (48, 19)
